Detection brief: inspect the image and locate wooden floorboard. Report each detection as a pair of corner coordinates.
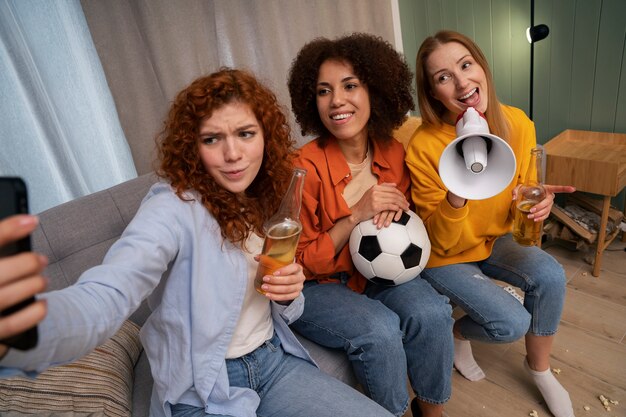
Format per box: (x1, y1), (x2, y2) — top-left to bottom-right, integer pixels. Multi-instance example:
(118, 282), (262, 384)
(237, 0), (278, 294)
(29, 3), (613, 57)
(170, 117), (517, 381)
(561, 287), (626, 343)
(402, 237), (626, 417)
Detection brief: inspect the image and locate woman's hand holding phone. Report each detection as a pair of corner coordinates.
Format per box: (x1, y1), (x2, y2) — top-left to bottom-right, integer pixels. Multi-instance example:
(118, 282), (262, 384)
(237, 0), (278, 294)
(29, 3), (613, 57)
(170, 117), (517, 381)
(0, 215), (48, 356)
(0, 178), (48, 354)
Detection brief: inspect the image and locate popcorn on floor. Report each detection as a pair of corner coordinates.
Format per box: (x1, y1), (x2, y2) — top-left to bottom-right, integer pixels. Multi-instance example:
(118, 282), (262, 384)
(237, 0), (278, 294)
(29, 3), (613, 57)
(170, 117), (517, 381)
(598, 394), (620, 412)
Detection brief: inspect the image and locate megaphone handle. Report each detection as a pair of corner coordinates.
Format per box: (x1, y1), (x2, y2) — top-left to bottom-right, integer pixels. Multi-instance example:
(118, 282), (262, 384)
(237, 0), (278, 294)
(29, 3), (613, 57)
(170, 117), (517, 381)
(455, 136), (493, 156)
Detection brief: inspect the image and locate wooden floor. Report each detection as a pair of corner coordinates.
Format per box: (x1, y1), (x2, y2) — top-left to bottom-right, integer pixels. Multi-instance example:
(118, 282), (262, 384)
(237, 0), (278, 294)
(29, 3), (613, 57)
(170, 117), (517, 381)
(403, 237), (626, 417)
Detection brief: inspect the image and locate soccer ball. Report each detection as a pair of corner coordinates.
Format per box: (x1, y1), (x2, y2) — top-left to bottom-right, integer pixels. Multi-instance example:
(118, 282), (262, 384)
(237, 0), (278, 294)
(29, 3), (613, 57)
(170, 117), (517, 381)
(349, 210), (431, 286)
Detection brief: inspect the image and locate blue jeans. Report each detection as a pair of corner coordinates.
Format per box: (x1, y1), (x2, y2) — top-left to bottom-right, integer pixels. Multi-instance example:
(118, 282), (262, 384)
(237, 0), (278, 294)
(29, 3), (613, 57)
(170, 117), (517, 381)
(291, 276), (454, 416)
(170, 332), (393, 417)
(421, 234), (566, 343)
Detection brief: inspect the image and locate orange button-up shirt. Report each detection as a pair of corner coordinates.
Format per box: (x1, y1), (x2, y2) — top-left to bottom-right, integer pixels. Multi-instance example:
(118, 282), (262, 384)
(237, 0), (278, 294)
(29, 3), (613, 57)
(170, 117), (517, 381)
(294, 136), (411, 293)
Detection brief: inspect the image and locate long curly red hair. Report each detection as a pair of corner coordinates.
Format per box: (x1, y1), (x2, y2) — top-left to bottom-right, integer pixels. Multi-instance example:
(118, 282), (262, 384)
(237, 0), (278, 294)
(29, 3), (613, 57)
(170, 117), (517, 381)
(156, 68), (296, 246)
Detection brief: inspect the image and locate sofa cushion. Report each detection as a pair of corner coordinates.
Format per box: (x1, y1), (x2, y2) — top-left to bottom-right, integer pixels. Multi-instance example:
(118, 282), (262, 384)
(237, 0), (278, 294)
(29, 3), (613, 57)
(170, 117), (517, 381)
(33, 173), (157, 325)
(393, 116), (422, 149)
(0, 320), (142, 417)
(295, 332), (358, 387)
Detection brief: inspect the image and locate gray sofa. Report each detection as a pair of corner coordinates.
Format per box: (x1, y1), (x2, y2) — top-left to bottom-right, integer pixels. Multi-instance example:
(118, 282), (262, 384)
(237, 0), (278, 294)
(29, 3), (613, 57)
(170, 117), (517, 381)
(32, 172), (357, 416)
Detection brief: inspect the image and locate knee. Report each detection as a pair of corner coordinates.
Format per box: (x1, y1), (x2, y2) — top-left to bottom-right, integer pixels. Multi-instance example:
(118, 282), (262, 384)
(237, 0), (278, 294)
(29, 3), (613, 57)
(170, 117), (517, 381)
(352, 308), (403, 352)
(543, 261), (567, 290)
(408, 299), (453, 332)
(491, 311), (531, 342)
(529, 253), (567, 294)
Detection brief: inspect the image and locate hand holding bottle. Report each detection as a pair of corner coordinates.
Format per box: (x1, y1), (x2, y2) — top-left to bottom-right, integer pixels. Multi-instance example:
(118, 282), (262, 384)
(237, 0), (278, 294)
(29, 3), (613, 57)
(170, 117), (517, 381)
(254, 168), (306, 295)
(513, 147), (576, 246)
(255, 260), (305, 303)
(512, 184), (576, 222)
(513, 147), (546, 246)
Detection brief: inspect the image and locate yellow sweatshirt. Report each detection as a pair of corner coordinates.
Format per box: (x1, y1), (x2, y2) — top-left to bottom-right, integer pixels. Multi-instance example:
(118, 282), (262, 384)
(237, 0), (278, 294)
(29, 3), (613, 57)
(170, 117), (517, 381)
(405, 105), (536, 268)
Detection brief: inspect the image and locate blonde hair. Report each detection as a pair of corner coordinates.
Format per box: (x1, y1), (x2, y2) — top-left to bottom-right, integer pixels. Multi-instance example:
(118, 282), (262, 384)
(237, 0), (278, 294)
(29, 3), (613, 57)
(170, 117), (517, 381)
(415, 30), (510, 140)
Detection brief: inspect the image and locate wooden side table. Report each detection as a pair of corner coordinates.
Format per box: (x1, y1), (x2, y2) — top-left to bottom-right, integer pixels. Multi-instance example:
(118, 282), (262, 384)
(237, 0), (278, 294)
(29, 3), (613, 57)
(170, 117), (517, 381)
(543, 129), (626, 276)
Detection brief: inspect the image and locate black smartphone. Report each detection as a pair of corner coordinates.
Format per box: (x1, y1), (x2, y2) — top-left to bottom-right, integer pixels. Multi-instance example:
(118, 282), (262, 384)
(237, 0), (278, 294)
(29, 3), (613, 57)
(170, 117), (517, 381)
(0, 177), (39, 350)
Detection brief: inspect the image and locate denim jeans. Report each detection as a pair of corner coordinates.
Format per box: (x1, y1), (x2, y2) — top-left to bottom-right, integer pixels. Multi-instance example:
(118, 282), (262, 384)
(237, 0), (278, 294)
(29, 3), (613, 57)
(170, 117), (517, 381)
(170, 332), (393, 417)
(291, 275), (454, 416)
(421, 234), (566, 343)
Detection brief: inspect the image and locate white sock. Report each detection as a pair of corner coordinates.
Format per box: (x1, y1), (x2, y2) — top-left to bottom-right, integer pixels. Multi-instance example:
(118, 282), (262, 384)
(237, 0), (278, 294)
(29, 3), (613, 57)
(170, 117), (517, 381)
(454, 339), (485, 381)
(524, 359), (574, 417)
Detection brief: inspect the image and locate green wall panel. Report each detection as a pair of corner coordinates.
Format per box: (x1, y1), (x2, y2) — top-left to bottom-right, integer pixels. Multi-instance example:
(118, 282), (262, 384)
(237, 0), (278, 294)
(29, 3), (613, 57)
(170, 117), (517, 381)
(510, 0), (530, 112)
(569, 0), (601, 131)
(532, 0), (552, 142)
(473, 0), (495, 66)
(492, 0), (513, 105)
(456, 1), (475, 38)
(616, 39), (626, 133)
(441, 0), (458, 29)
(545, 0), (575, 142)
(590, 0), (626, 132)
(426, 0), (443, 30)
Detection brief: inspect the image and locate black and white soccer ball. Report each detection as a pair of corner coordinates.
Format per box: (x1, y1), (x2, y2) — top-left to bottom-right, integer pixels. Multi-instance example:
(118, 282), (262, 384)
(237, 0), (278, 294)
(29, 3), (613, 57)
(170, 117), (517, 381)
(349, 210), (431, 286)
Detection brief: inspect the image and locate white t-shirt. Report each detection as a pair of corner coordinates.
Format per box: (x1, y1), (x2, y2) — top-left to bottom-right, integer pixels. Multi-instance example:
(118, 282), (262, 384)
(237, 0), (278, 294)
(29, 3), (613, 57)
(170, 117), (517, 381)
(225, 232), (274, 358)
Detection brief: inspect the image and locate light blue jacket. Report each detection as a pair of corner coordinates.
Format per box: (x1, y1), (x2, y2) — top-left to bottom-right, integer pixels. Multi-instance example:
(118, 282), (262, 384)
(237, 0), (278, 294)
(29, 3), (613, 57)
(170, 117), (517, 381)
(1, 182), (312, 417)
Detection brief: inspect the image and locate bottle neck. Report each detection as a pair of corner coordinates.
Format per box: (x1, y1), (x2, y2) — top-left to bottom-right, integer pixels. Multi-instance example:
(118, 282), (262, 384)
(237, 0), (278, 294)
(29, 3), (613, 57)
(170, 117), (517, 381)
(274, 168), (306, 222)
(525, 147), (544, 185)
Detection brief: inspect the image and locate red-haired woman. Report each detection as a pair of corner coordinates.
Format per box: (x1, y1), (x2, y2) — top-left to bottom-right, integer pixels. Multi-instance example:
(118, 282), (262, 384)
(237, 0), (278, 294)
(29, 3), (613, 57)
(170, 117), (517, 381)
(0, 69), (392, 417)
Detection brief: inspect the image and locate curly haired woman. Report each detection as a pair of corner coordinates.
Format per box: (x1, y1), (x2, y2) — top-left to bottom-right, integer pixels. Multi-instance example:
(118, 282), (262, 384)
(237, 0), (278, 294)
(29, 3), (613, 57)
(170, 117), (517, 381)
(288, 33), (454, 417)
(0, 68), (393, 417)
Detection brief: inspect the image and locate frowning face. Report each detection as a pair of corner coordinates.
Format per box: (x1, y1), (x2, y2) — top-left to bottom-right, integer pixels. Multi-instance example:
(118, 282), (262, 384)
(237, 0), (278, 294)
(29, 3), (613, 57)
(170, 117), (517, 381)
(198, 102), (264, 194)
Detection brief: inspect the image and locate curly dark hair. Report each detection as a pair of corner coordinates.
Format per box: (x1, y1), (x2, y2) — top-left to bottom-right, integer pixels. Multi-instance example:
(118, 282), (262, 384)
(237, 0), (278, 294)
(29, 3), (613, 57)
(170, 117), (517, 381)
(156, 68), (296, 246)
(288, 32), (414, 147)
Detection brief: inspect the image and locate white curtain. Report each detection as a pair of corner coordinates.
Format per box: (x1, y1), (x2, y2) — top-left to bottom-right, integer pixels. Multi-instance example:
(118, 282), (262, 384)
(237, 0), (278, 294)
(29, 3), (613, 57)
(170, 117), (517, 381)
(0, 0), (397, 212)
(80, 0), (397, 174)
(0, 0), (136, 213)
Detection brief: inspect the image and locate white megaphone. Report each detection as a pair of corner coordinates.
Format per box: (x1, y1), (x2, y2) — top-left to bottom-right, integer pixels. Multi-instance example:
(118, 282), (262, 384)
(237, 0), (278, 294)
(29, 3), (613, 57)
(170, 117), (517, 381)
(438, 107), (516, 200)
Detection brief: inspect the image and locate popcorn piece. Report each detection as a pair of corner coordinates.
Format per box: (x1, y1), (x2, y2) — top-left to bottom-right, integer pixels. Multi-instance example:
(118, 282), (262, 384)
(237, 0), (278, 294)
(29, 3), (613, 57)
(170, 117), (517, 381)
(583, 405), (590, 411)
(529, 410), (539, 417)
(598, 394), (621, 412)
(598, 395), (612, 411)
(552, 368), (562, 375)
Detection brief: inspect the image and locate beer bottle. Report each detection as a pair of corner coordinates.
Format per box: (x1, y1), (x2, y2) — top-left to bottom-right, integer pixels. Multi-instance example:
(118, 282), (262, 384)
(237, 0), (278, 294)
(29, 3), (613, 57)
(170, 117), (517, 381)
(254, 168), (306, 294)
(513, 147), (546, 246)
